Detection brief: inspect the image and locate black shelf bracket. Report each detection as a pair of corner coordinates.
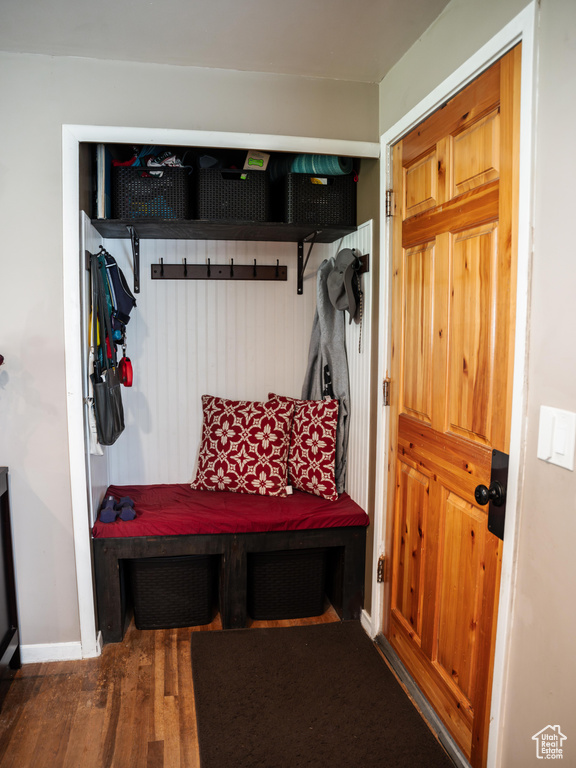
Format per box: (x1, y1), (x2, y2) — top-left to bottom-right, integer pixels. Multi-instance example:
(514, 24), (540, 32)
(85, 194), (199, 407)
(297, 236), (370, 297)
(126, 226), (140, 294)
(297, 233), (319, 296)
(151, 259), (287, 283)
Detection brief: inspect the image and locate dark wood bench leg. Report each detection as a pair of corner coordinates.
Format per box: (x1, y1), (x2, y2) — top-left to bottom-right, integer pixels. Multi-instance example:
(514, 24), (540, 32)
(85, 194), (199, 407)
(93, 542), (126, 644)
(341, 528), (366, 620)
(220, 536), (247, 629)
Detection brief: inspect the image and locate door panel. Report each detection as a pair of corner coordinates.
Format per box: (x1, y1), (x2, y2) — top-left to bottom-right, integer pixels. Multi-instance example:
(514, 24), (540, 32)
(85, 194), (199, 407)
(405, 151), (439, 217)
(437, 491), (486, 702)
(448, 224), (498, 444)
(403, 243), (435, 423)
(392, 460), (429, 637)
(453, 110), (500, 195)
(386, 45), (521, 767)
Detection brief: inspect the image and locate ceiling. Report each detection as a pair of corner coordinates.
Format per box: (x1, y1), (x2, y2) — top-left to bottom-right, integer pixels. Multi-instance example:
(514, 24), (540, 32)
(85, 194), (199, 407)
(1, 0), (451, 83)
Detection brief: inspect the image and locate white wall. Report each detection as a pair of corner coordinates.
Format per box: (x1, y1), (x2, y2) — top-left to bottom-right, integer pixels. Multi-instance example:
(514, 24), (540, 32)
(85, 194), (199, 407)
(0, 51), (377, 647)
(499, 0), (576, 764)
(379, 0), (530, 132)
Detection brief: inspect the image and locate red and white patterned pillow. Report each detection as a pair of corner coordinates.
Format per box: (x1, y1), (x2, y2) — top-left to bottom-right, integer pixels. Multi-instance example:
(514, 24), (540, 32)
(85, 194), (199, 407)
(191, 395), (296, 497)
(268, 394), (339, 501)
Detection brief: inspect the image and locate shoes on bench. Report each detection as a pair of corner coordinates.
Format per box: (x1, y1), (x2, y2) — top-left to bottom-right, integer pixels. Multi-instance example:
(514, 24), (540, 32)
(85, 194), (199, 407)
(117, 496), (136, 521)
(100, 497), (118, 523)
(99, 495), (136, 523)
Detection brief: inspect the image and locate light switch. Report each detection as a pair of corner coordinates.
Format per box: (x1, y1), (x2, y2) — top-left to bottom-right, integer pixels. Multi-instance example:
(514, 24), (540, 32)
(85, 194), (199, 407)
(537, 406), (576, 470)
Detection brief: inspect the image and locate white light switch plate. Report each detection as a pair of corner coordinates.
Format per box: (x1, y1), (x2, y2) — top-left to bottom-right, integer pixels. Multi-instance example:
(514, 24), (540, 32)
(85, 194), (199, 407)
(537, 405), (576, 470)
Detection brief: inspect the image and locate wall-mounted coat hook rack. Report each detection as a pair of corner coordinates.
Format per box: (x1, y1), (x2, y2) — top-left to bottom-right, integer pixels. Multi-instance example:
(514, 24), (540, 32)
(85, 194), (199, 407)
(151, 258), (288, 283)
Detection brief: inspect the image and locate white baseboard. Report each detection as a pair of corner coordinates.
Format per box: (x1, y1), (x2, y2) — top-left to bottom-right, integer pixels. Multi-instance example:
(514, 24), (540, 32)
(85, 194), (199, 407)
(20, 631), (103, 664)
(21, 641), (83, 664)
(360, 608), (374, 638)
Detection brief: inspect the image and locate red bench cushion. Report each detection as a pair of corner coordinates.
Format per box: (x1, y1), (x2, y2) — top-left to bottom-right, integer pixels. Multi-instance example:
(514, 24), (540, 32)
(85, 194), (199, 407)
(92, 484), (369, 538)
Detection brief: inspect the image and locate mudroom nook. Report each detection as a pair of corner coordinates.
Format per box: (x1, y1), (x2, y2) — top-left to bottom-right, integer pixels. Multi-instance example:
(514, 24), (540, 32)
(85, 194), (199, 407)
(78, 137), (379, 641)
(4, 0), (564, 766)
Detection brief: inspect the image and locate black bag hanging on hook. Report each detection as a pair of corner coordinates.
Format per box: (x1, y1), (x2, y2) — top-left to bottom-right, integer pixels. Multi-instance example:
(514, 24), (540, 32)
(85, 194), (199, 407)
(101, 247), (136, 327)
(90, 252), (125, 446)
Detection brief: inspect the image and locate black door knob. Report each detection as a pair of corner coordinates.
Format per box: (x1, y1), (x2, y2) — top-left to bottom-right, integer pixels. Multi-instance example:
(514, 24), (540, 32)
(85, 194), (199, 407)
(474, 480), (506, 507)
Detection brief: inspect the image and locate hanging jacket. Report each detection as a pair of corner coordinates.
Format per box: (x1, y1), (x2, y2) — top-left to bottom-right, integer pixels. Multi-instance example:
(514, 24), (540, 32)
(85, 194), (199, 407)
(301, 257), (350, 494)
(103, 252), (136, 327)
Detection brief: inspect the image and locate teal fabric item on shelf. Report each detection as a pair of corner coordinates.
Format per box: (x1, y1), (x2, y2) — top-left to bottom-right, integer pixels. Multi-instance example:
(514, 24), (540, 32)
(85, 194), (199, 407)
(291, 154), (353, 175)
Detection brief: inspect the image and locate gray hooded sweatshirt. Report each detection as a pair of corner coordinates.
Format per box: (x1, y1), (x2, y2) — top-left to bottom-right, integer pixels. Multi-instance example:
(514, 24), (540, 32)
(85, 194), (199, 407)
(301, 257), (350, 494)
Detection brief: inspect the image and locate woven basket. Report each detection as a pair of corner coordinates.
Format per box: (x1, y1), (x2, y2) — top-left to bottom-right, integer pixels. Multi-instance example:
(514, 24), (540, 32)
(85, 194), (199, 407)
(281, 173), (356, 227)
(112, 166), (191, 219)
(129, 555), (216, 629)
(195, 168), (270, 221)
(247, 548), (327, 620)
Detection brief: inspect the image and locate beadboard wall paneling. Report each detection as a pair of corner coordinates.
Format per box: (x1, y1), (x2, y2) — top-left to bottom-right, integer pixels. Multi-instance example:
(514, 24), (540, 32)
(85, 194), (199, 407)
(105, 237), (329, 485)
(341, 221), (373, 512)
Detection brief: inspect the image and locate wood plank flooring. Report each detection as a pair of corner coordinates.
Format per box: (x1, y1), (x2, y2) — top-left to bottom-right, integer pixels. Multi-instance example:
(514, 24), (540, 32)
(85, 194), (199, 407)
(0, 608), (340, 768)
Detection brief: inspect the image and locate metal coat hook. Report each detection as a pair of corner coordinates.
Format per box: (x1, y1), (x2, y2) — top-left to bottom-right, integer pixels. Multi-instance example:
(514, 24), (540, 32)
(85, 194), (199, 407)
(160, 258), (164, 277)
(230, 259), (234, 278)
(207, 258), (211, 278)
(183, 258), (188, 277)
(276, 260), (280, 278)
(253, 259), (257, 278)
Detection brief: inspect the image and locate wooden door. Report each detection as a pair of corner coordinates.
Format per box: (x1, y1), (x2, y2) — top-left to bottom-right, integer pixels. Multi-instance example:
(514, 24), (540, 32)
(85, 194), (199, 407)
(386, 46), (521, 767)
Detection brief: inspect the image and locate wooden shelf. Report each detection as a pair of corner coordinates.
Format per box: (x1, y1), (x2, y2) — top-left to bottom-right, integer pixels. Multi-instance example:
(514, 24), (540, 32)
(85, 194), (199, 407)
(91, 218), (356, 244)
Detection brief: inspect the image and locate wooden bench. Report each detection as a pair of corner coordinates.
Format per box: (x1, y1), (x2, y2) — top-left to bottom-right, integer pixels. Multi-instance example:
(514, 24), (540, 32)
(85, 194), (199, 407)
(92, 484), (368, 644)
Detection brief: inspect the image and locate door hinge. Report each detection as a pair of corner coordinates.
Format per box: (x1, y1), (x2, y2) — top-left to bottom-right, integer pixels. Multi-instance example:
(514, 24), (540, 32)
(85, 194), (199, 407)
(383, 377), (391, 406)
(377, 554), (387, 583)
(385, 190), (394, 217)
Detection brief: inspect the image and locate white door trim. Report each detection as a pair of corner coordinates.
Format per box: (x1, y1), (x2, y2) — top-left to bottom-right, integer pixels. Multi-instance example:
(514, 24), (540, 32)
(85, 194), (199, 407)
(62, 127), (379, 658)
(371, 4), (537, 767)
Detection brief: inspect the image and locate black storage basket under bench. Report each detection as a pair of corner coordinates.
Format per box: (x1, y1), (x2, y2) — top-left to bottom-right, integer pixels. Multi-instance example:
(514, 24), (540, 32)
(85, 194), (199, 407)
(195, 168), (270, 221)
(128, 554), (217, 629)
(282, 173), (356, 227)
(247, 548), (328, 621)
(112, 166), (191, 219)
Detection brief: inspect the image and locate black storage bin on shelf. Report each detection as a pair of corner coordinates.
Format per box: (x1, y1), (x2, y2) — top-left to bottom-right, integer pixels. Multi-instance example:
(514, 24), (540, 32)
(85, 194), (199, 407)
(128, 555), (216, 629)
(281, 173), (356, 227)
(112, 166), (191, 219)
(195, 168), (270, 221)
(247, 548), (328, 620)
